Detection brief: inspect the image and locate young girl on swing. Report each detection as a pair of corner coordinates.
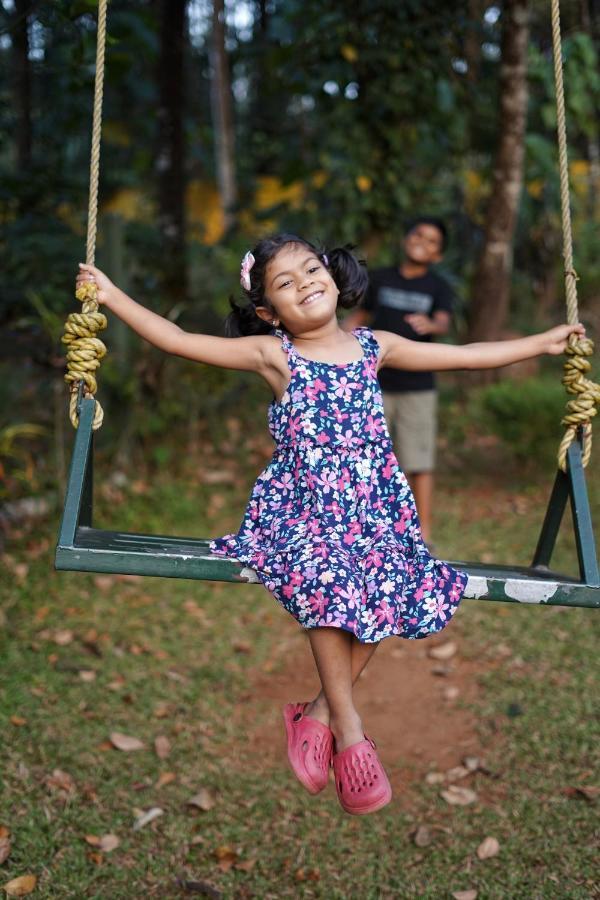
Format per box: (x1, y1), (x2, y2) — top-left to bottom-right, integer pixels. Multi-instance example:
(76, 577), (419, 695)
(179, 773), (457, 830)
(77, 234), (583, 816)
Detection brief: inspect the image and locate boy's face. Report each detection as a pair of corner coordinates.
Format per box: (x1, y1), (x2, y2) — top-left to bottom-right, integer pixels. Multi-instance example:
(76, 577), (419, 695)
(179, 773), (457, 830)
(403, 223), (444, 265)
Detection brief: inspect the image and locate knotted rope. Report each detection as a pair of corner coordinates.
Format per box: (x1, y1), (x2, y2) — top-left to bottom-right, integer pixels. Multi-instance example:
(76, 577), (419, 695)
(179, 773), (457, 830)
(551, 0), (599, 470)
(62, 0), (108, 430)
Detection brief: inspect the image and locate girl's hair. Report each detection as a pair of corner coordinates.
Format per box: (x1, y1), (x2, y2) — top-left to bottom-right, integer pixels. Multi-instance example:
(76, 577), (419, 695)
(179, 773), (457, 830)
(225, 233), (368, 337)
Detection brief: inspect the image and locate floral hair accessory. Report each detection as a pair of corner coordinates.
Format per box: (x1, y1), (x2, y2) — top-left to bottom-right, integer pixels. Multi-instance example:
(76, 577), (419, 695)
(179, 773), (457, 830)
(240, 251), (255, 291)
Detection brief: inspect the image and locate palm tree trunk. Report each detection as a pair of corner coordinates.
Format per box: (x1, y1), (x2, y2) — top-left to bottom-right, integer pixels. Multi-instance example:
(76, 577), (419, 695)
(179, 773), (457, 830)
(210, 0), (237, 232)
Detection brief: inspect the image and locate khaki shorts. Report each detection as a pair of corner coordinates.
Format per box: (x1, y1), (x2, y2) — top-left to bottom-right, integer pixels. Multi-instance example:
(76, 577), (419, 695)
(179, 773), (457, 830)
(383, 390), (438, 473)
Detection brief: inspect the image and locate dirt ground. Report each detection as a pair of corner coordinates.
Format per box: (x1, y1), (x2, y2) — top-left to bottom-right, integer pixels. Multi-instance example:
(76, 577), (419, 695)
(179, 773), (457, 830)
(235, 614), (484, 795)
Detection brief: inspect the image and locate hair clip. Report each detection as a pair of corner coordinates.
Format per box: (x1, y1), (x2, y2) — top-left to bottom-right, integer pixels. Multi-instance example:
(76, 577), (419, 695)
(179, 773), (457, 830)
(240, 251), (255, 291)
(322, 254), (329, 267)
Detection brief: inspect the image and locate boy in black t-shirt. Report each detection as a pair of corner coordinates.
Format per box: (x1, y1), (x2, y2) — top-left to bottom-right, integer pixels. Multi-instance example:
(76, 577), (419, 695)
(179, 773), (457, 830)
(345, 217), (454, 544)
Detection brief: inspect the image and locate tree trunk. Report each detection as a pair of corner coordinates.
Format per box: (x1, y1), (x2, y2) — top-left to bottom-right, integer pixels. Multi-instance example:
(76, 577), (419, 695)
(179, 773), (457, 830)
(468, 0), (529, 344)
(210, 0), (237, 232)
(155, 0), (187, 303)
(13, 0), (32, 171)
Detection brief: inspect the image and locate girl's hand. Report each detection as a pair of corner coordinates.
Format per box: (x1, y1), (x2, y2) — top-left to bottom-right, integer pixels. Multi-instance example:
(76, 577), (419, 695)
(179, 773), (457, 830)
(543, 322), (586, 355)
(76, 263), (116, 305)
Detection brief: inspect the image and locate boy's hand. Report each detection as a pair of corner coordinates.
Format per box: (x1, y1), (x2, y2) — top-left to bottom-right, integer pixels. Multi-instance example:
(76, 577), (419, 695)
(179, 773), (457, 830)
(404, 313), (435, 335)
(543, 322), (587, 355)
(76, 263), (116, 305)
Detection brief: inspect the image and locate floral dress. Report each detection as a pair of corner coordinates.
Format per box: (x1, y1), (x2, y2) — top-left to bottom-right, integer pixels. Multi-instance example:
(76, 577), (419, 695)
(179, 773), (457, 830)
(210, 328), (467, 643)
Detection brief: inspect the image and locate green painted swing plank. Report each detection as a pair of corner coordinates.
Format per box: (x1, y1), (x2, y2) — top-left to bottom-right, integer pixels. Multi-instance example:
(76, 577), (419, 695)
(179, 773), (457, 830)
(55, 398), (600, 608)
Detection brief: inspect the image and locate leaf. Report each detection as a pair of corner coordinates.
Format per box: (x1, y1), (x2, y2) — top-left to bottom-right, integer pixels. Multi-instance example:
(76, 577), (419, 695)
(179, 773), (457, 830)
(153, 702), (171, 718)
(463, 756), (481, 772)
(443, 686), (460, 701)
(154, 735), (171, 759)
(428, 641), (457, 660)
(156, 771), (177, 788)
(187, 788), (216, 812)
(477, 836), (500, 860)
(563, 785), (599, 802)
(234, 858), (256, 872)
(213, 845), (237, 871)
(53, 629), (74, 646)
(79, 670), (96, 682)
(45, 769), (75, 794)
(446, 765), (470, 782)
(413, 824), (432, 847)
(132, 807), (163, 831)
(0, 834), (11, 865)
(231, 640), (251, 654)
(109, 732), (145, 752)
(424, 771), (445, 785)
(99, 834), (120, 853)
(10, 716), (27, 727)
(452, 891), (478, 900)
(3, 875), (37, 897)
(440, 785), (478, 806)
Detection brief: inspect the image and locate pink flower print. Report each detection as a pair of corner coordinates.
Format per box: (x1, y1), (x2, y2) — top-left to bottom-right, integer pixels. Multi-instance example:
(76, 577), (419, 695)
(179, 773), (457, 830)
(332, 408), (349, 424)
(356, 481), (371, 500)
(318, 470), (338, 493)
(319, 569), (335, 585)
(333, 583), (359, 610)
(394, 506), (413, 536)
(367, 549), (384, 568)
(343, 521), (361, 545)
(282, 583), (296, 599)
(337, 468), (351, 492)
(339, 429), (360, 450)
(382, 451), (397, 479)
(374, 598), (395, 626)
(449, 581), (462, 603)
(364, 415), (384, 439)
(331, 376), (360, 402)
(289, 571), (304, 588)
(309, 590), (327, 617)
(305, 377), (327, 402)
(304, 565), (318, 580)
(316, 432), (330, 445)
(273, 472), (294, 494)
(286, 415), (302, 440)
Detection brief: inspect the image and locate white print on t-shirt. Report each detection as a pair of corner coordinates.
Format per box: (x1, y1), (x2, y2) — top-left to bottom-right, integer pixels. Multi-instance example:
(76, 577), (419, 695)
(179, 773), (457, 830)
(378, 287), (433, 314)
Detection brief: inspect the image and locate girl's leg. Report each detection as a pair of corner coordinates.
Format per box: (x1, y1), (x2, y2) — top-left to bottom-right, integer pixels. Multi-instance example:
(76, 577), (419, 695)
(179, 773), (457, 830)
(305, 629), (373, 752)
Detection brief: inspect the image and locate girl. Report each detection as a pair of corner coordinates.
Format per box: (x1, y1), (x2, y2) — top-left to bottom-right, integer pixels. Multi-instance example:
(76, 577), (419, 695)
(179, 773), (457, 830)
(77, 234), (583, 816)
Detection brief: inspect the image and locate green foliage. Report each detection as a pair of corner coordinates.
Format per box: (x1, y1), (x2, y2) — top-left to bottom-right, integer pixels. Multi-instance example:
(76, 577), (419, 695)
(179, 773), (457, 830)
(476, 377), (567, 464)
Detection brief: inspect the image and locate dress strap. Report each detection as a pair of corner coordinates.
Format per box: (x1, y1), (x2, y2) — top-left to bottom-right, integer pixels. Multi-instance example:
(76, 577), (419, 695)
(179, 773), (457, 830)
(274, 329), (298, 369)
(353, 327), (381, 363)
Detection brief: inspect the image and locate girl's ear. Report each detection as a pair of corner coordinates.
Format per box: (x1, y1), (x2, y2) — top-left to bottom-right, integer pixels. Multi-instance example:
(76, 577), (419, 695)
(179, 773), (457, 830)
(255, 306), (280, 327)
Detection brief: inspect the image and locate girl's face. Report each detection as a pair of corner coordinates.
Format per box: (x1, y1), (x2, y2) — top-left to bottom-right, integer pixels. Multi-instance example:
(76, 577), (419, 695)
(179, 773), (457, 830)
(255, 244), (339, 333)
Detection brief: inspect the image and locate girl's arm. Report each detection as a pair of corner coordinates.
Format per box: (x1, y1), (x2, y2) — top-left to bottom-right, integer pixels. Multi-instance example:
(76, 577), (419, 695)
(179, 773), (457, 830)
(375, 324), (586, 372)
(77, 263), (277, 375)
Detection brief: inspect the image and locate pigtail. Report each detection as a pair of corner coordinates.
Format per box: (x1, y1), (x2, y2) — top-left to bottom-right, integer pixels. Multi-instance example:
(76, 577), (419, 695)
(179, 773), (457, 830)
(325, 245), (368, 309)
(225, 297), (273, 337)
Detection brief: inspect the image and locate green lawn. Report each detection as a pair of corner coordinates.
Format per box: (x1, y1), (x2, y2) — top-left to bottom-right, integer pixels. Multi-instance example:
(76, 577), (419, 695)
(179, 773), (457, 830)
(1, 444), (598, 899)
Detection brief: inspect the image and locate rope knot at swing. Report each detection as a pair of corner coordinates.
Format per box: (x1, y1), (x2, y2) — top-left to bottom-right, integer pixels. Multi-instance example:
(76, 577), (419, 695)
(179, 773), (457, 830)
(558, 334), (600, 472)
(62, 282), (107, 430)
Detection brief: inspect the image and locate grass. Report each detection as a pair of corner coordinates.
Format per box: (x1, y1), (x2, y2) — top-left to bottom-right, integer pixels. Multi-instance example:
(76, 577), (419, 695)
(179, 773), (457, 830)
(1, 432), (599, 899)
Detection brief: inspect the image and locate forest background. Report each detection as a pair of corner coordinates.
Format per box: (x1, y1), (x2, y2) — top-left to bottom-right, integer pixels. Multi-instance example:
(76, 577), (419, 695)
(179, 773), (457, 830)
(1, 0), (599, 504)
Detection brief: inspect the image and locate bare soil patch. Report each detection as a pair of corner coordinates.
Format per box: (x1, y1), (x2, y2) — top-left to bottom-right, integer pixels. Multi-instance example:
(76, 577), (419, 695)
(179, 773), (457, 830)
(234, 612), (486, 795)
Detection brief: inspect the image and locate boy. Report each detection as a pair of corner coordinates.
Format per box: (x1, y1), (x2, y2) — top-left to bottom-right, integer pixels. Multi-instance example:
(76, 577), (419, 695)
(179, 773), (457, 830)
(345, 217), (455, 544)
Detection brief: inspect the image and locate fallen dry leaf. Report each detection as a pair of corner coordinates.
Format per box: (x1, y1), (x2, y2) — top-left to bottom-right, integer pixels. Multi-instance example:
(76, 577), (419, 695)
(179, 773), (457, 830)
(412, 824), (432, 847)
(53, 629), (74, 646)
(232, 640), (251, 654)
(79, 670), (96, 682)
(443, 685), (460, 701)
(132, 807), (163, 831)
(213, 844), (237, 872)
(452, 891), (478, 900)
(3, 874), (37, 897)
(425, 771), (445, 785)
(234, 858), (256, 872)
(153, 702), (170, 718)
(0, 830), (11, 864)
(463, 756), (481, 772)
(428, 641), (457, 661)
(45, 769), (75, 795)
(109, 732), (145, 752)
(155, 771), (177, 789)
(440, 785), (478, 806)
(562, 785), (599, 802)
(446, 765), (470, 782)
(10, 716), (27, 727)
(84, 833), (119, 852)
(187, 788), (216, 812)
(477, 836), (500, 860)
(154, 735), (171, 760)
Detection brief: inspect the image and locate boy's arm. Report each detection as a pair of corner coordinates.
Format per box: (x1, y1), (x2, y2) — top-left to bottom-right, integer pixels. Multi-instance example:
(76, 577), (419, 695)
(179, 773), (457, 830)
(375, 324), (585, 372)
(403, 310), (450, 336)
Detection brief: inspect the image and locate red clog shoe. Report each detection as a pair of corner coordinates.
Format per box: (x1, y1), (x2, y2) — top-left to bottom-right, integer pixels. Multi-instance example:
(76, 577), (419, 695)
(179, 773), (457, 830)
(283, 702), (333, 795)
(332, 735), (392, 815)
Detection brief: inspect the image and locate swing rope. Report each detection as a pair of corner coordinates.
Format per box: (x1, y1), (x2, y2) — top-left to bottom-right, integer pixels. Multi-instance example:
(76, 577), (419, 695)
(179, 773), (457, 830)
(62, 0), (108, 430)
(550, 0), (600, 471)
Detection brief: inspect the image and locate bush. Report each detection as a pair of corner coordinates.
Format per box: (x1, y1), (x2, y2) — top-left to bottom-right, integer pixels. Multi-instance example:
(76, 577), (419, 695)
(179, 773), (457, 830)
(476, 376), (567, 464)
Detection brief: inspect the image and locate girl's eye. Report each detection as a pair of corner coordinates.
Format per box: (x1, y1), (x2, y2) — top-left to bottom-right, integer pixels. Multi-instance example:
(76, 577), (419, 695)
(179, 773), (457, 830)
(277, 279), (292, 289)
(307, 265), (321, 274)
